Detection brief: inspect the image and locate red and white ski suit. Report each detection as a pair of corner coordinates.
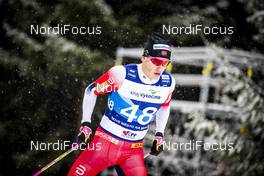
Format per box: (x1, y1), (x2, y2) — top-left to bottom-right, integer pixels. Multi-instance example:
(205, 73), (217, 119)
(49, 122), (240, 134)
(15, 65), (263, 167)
(68, 64), (175, 176)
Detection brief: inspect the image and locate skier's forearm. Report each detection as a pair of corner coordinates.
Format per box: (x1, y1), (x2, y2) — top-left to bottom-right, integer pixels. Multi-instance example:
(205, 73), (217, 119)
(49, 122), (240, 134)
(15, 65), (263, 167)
(155, 76), (175, 134)
(81, 84), (97, 123)
(155, 105), (170, 134)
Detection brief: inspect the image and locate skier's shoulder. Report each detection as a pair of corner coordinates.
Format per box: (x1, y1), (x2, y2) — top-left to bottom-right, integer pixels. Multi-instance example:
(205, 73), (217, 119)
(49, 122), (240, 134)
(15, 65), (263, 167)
(124, 63), (138, 70)
(109, 65), (126, 82)
(110, 65), (125, 73)
(108, 64), (137, 82)
(160, 70), (175, 88)
(123, 63), (138, 76)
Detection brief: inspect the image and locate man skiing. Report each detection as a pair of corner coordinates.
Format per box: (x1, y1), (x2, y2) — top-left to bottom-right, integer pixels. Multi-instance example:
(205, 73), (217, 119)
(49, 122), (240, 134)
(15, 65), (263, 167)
(68, 33), (175, 176)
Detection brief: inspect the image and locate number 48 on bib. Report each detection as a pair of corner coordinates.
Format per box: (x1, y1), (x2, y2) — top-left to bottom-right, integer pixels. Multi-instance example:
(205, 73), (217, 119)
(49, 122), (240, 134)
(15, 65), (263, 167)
(120, 105), (157, 125)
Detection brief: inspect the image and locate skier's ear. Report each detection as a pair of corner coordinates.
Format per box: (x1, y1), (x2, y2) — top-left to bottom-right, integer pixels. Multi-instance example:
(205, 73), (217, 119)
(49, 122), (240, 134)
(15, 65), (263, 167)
(141, 56), (147, 63)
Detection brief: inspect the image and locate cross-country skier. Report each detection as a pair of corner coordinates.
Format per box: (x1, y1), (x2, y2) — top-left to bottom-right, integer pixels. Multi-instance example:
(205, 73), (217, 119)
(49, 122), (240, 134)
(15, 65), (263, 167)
(68, 33), (176, 176)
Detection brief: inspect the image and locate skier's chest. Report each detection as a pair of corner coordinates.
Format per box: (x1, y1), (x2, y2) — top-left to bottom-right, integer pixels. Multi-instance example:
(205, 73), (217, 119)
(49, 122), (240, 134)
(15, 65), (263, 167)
(117, 79), (170, 104)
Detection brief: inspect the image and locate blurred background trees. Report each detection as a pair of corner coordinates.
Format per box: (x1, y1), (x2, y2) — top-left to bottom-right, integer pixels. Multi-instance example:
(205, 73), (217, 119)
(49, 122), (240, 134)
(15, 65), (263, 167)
(0, 0), (263, 175)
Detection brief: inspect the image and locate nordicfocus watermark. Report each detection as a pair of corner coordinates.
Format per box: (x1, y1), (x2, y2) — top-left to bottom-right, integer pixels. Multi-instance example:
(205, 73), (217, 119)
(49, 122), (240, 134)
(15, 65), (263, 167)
(30, 140), (102, 151)
(164, 140), (234, 151)
(162, 24), (234, 35)
(30, 24), (102, 35)
(95, 76), (119, 93)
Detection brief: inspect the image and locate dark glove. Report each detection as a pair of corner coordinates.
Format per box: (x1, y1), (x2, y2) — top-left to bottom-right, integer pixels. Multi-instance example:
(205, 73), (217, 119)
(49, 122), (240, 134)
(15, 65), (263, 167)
(150, 132), (164, 156)
(78, 122), (93, 146)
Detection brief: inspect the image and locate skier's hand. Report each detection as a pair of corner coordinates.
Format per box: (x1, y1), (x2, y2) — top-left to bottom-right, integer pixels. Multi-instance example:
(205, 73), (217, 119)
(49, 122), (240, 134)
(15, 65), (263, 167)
(78, 122), (93, 146)
(150, 132), (164, 156)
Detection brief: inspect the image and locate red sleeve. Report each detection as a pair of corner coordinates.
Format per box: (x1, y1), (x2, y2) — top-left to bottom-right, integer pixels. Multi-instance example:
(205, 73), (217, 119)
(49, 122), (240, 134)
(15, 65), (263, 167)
(161, 75), (175, 107)
(162, 93), (172, 107)
(93, 66), (125, 95)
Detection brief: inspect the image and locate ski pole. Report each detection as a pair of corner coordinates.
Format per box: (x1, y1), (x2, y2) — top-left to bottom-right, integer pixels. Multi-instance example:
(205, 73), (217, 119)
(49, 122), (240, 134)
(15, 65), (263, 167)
(144, 153), (150, 159)
(32, 143), (79, 176)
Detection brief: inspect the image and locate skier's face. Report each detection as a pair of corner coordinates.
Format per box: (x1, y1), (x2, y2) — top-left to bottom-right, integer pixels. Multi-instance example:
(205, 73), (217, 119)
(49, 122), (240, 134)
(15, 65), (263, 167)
(141, 57), (169, 80)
